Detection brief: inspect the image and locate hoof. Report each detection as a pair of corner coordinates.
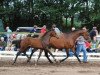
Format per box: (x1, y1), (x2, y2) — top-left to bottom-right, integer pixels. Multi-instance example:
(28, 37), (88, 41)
(12, 62), (15, 65)
(83, 61), (88, 63)
(27, 60), (30, 63)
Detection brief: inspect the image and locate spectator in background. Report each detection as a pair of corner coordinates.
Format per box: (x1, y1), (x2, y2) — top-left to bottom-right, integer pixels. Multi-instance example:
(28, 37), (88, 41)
(30, 25), (38, 33)
(40, 25), (47, 35)
(82, 26), (87, 30)
(85, 41), (91, 52)
(71, 27), (76, 31)
(90, 36), (99, 52)
(6, 26), (12, 33)
(90, 26), (98, 41)
(6, 26), (12, 43)
(51, 24), (62, 38)
(5, 43), (15, 51)
(30, 25), (40, 38)
(38, 25), (47, 38)
(0, 37), (7, 51)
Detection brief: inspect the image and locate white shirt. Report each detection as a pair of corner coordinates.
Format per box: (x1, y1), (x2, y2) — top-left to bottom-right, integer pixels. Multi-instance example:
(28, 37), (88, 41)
(54, 27), (61, 36)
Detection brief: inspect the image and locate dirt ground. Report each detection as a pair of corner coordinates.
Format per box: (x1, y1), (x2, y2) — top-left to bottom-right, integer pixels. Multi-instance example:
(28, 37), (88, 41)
(0, 59), (100, 75)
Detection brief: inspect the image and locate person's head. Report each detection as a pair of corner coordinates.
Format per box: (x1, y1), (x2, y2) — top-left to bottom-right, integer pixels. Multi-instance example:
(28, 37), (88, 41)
(42, 25), (46, 29)
(71, 27), (75, 31)
(0, 37), (4, 41)
(82, 26), (87, 30)
(16, 29), (19, 32)
(93, 36), (97, 41)
(93, 26), (97, 30)
(34, 15), (38, 17)
(6, 26), (9, 30)
(34, 25), (37, 28)
(52, 24), (56, 28)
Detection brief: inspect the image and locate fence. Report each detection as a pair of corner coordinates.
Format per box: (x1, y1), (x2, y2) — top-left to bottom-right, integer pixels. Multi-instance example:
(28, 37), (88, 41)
(0, 51), (100, 61)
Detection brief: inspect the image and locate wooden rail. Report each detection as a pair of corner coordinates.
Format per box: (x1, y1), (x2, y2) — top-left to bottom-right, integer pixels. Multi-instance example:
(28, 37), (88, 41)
(0, 51), (100, 61)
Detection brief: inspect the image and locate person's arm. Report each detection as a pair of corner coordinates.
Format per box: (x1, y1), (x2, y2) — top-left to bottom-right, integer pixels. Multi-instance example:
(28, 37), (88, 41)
(30, 29), (34, 33)
(76, 36), (87, 42)
(96, 30), (98, 36)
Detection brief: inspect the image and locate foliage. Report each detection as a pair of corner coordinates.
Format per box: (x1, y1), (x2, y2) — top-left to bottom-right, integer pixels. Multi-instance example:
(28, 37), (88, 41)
(0, 0), (100, 31)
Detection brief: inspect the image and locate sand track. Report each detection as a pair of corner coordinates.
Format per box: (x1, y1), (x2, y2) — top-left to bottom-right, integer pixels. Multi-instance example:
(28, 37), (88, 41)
(0, 59), (100, 75)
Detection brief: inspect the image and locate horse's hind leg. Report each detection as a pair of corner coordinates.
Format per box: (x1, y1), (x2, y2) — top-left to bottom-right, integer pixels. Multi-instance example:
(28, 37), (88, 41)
(44, 51), (53, 63)
(27, 48), (37, 63)
(35, 49), (43, 65)
(46, 49), (57, 63)
(12, 51), (21, 65)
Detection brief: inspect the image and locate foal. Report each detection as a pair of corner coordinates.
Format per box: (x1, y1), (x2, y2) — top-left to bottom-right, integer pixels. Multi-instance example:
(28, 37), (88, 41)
(13, 31), (58, 65)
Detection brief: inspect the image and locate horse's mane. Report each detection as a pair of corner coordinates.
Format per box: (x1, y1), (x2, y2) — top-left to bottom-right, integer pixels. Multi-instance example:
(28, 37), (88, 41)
(41, 30), (52, 38)
(70, 29), (85, 33)
(64, 29), (80, 34)
(72, 29), (81, 32)
(63, 29), (85, 37)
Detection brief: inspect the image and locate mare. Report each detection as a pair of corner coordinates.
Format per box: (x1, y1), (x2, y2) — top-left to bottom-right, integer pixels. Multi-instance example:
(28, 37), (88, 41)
(40, 29), (90, 63)
(12, 30), (58, 65)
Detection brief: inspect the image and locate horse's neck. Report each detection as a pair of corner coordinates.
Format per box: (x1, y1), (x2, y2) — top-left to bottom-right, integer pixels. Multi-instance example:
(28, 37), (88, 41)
(72, 30), (83, 41)
(41, 32), (51, 41)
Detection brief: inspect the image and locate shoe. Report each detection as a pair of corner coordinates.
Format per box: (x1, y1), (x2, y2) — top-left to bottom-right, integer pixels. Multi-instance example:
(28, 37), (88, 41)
(83, 61), (88, 63)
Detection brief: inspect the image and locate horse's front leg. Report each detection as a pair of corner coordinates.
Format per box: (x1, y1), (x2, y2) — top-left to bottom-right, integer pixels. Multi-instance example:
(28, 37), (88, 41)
(72, 47), (81, 63)
(45, 47), (57, 63)
(44, 50), (53, 63)
(12, 51), (21, 65)
(60, 49), (69, 63)
(74, 52), (81, 63)
(35, 49), (43, 65)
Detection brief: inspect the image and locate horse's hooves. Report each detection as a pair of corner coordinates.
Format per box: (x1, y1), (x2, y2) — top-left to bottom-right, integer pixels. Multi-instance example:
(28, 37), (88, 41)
(78, 61), (82, 64)
(34, 63), (38, 66)
(12, 63), (15, 65)
(83, 61), (88, 63)
(27, 60), (30, 63)
(59, 60), (63, 63)
(50, 61), (53, 64)
(56, 61), (60, 64)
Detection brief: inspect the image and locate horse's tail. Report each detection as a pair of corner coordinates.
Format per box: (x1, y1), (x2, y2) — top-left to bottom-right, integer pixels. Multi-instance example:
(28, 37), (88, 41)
(18, 39), (22, 48)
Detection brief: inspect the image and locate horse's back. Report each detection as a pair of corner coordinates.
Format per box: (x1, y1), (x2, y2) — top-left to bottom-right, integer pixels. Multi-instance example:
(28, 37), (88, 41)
(21, 37), (43, 49)
(49, 35), (66, 48)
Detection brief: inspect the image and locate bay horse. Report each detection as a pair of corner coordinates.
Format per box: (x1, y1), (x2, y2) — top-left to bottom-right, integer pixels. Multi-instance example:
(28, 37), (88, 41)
(12, 30), (58, 65)
(40, 29), (90, 63)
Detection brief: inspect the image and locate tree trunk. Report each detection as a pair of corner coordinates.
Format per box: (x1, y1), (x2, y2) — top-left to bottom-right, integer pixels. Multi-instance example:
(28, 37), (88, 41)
(71, 16), (74, 28)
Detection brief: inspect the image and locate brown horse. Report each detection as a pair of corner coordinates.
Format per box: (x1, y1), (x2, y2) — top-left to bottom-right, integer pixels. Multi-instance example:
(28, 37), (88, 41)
(12, 30), (58, 64)
(26, 29), (90, 63)
(40, 29), (90, 63)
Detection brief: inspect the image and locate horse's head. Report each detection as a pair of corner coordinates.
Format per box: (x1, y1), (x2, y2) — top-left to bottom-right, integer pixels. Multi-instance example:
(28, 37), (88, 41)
(81, 30), (90, 40)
